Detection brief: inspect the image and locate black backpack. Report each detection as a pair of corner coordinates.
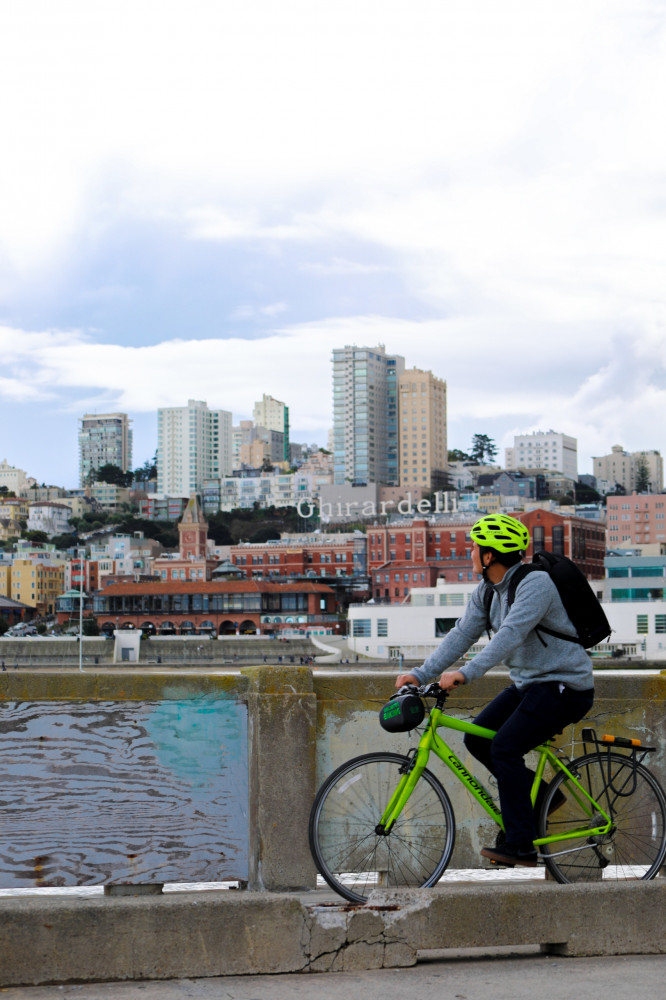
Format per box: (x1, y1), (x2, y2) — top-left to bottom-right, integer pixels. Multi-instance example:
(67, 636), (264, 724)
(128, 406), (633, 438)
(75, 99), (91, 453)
(483, 550), (611, 649)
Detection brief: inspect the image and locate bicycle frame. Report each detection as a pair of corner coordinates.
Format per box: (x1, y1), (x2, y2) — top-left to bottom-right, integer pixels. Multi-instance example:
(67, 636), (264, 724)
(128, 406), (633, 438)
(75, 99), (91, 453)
(378, 703), (613, 853)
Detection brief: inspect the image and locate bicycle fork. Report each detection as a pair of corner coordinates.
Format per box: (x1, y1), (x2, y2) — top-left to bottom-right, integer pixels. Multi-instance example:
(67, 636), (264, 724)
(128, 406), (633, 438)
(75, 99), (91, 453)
(376, 747), (427, 835)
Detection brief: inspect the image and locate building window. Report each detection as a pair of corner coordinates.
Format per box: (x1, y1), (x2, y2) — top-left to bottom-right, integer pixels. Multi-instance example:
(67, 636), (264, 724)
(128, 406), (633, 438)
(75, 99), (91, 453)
(435, 617), (458, 637)
(552, 525), (564, 556)
(377, 619), (388, 637)
(636, 615), (648, 634)
(352, 619), (371, 637)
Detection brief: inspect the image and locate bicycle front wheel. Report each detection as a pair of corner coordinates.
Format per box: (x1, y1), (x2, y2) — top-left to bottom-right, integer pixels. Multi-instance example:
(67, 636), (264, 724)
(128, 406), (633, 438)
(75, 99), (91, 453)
(309, 752), (455, 903)
(538, 751), (666, 882)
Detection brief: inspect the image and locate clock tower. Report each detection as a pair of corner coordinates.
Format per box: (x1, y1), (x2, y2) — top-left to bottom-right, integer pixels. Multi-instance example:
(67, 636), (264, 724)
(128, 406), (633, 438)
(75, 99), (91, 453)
(178, 494), (208, 559)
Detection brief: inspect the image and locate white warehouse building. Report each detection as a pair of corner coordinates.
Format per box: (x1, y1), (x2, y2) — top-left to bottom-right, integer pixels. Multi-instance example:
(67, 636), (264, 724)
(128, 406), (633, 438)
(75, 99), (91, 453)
(347, 580), (666, 663)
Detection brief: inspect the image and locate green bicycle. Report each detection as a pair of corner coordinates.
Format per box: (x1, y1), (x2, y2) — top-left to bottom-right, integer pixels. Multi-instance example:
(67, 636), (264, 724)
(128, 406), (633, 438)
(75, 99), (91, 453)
(309, 683), (666, 903)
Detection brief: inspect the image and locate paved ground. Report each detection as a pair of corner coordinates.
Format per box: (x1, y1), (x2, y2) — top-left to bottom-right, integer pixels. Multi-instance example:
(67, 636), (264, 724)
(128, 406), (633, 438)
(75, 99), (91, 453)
(2, 951), (665, 999)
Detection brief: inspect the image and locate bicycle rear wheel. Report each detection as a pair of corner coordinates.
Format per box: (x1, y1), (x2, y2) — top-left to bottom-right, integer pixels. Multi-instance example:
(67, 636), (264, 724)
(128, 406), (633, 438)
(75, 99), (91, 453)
(538, 751), (666, 882)
(309, 752), (455, 903)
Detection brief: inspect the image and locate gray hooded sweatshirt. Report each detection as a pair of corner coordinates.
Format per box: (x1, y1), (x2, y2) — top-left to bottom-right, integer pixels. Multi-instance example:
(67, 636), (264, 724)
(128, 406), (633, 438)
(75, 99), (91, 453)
(410, 562), (594, 691)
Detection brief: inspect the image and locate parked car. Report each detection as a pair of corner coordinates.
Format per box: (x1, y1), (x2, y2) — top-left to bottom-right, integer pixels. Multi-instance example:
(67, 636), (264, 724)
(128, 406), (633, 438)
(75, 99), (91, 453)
(5, 625), (38, 637)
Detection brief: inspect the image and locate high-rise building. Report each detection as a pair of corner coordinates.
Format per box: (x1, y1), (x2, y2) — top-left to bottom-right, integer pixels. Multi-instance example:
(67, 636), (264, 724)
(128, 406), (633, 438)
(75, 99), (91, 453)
(157, 400), (232, 497)
(398, 368), (448, 492)
(332, 344), (405, 486)
(505, 430), (578, 480)
(592, 445), (663, 495)
(252, 394), (290, 462)
(78, 413), (133, 486)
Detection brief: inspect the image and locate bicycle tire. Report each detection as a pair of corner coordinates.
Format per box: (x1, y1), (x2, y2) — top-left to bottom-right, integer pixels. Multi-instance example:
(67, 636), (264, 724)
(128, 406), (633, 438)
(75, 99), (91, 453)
(309, 752), (455, 903)
(538, 751), (666, 882)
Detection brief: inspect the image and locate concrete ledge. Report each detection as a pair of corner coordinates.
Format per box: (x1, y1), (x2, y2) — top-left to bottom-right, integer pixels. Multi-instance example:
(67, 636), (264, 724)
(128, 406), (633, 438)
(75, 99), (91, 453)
(1, 881), (665, 986)
(367, 881), (666, 958)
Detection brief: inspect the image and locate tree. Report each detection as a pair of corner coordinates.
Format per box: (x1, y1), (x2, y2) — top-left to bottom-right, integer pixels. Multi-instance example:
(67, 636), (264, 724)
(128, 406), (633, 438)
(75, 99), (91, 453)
(448, 449), (470, 462)
(24, 530), (49, 545)
(94, 464), (134, 487)
(82, 615), (100, 636)
(573, 480), (602, 504)
(206, 514), (234, 546)
(635, 457), (650, 494)
(248, 524), (282, 544)
(469, 434), (498, 464)
(52, 533), (80, 550)
(134, 454), (158, 482)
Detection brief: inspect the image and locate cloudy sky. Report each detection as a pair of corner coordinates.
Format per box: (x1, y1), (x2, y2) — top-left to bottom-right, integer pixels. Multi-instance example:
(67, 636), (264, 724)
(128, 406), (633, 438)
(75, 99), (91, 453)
(2, 0), (666, 489)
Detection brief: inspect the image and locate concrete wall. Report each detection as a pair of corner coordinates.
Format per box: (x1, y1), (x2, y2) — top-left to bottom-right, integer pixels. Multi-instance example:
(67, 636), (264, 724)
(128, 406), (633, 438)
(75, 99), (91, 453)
(0, 665), (664, 889)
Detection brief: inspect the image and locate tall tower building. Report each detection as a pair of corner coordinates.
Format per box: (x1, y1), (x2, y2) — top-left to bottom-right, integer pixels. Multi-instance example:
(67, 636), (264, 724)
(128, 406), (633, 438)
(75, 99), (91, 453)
(332, 344), (405, 486)
(79, 413), (133, 486)
(157, 400), (232, 496)
(398, 368), (448, 492)
(178, 493), (208, 559)
(252, 394), (290, 462)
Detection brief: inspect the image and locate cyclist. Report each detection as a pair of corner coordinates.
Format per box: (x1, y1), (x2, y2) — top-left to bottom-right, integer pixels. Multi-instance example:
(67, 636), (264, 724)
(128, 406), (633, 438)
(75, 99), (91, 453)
(395, 513), (594, 867)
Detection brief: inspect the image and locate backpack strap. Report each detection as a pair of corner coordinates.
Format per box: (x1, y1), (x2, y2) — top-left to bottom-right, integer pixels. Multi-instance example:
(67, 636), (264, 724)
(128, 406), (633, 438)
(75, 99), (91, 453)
(506, 563), (540, 607)
(482, 583), (494, 639)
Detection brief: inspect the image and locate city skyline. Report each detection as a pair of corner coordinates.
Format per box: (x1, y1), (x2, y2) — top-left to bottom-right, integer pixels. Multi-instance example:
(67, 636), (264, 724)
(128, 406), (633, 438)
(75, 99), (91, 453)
(2, 1), (666, 487)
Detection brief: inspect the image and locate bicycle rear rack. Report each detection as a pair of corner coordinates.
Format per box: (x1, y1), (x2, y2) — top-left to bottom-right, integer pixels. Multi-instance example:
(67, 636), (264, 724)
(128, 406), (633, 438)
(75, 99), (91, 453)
(580, 727), (654, 798)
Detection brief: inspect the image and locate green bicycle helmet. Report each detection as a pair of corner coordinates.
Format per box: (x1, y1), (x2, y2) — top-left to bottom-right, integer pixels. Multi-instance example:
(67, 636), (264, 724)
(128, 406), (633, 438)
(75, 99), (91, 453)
(470, 514), (530, 553)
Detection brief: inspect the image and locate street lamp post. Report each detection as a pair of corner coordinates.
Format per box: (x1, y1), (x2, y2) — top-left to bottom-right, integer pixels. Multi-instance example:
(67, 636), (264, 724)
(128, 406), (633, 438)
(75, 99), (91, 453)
(78, 549), (84, 672)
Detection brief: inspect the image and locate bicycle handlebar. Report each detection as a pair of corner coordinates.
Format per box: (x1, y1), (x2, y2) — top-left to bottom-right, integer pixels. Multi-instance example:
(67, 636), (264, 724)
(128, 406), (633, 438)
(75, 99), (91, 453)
(397, 682), (449, 700)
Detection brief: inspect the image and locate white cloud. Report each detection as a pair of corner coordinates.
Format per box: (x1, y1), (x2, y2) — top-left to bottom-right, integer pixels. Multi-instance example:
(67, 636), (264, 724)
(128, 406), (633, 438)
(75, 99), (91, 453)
(2, 1), (666, 485)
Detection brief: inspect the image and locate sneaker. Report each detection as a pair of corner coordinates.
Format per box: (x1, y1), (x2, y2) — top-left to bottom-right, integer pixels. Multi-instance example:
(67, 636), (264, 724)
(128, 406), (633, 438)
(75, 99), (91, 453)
(480, 845), (538, 868)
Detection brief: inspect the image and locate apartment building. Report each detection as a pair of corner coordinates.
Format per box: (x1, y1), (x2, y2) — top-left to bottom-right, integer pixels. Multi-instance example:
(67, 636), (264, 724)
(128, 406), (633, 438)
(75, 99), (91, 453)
(593, 445), (664, 494)
(27, 501), (72, 537)
(0, 498), (29, 543)
(252, 394), (290, 462)
(0, 459), (34, 494)
(332, 344), (405, 486)
(157, 400), (232, 496)
(9, 559), (65, 615)
(606, 493), (666, 547)
(201, 472), (320, 514)
(79, 413), (133, 486)
(505, 431), (578, 479)
(398, 368), (448, 493)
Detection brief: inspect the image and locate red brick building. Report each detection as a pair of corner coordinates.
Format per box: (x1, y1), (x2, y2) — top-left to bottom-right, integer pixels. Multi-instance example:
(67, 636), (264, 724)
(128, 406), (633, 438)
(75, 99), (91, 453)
(91, 579), (339, 635)
(368, 518), (477, 600)
(230, 535), (360, 580)
(519, 509), (606, 579)
(366, 510), (606, 601)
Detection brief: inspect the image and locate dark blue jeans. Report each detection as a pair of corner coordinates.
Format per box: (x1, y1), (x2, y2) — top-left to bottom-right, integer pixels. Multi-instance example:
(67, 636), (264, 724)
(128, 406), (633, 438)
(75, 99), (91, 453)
(463, 682), (594, 852)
